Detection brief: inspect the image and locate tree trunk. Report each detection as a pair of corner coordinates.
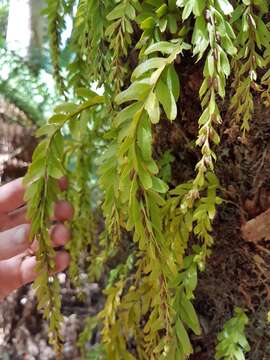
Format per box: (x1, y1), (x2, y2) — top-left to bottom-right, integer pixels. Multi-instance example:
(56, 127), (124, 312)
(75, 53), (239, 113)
(165, 59), (270, 359)
(28, 0), (46, 71)
(6, 0), (31, 58)
(6, 0), (45, 71)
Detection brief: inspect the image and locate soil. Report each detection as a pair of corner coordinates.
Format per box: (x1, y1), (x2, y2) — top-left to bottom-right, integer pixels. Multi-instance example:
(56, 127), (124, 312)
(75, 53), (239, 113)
(1, 70), (270, 359)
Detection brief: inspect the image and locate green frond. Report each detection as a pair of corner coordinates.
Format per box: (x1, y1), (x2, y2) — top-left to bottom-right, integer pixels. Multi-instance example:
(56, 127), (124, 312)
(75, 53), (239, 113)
(23, 0), (270, 358)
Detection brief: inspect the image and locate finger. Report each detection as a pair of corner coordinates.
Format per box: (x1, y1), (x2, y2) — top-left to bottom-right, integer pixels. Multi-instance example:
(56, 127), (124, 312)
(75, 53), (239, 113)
(0, 178), (25, 214)
(0, 251), (70, 300)
(59, 176), (68, 191)
(51, 223), (71, 246)
(54, 200), (74, 221)
(0, 224), (30, 261)
(30, 224), (71, 252)
(0, 206), (28, 232)
(0, 177), (68, 216)
(21, 251), (70, 285)
(0, 222), (66, 261)
(0, 199), (73, 232)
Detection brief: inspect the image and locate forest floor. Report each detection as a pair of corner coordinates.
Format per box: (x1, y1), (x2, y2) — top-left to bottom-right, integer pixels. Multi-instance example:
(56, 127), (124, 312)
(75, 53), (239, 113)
(1, 90), (270, 359)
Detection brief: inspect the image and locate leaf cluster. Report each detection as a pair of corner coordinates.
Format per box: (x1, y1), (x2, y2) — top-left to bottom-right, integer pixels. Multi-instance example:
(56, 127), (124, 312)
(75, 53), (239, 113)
(215, 308), (250, 360)
(23, 0), (270, 359)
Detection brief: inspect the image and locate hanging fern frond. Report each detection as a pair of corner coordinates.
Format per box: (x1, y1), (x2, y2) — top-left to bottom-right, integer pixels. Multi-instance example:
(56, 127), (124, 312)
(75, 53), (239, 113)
(44, 0), (67, 96)
(22, 0), (270, 358)
(230, 1), (270, 133)
(23, 95), (104, 354)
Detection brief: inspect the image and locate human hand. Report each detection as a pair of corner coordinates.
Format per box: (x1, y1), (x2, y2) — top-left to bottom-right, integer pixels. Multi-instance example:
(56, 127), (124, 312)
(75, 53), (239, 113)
(0, 177), (73, 300)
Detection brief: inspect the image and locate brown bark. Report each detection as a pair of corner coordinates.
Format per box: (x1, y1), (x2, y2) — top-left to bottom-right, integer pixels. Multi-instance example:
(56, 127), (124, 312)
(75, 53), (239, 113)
(242, 208), (270, 243)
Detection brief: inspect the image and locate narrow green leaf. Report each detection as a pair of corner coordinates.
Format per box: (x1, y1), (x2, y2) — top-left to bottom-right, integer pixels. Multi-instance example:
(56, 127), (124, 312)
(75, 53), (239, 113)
(24, 178), (43, 202)
(125, 3), (136, 20)
(216, 0), (234, 15)
(76, 87), (98, 99)
(107, 3), (126, 21)
(54, 102), (77, 113)
(179, 294), (201, 335)
(182, 2), (193, 21)
(115, 102), (143, 127)
(166, 65), (180, 101)
(175, 319), (193, 356)
(151, 177), (169, 193)
(141, 16), (155, 30)
(32, 141), (48, 162)
(158, 17), (167, 32)
(167, 14), (177, 33)
(47, 155), (65, 179)
(36, 124), (58, 138)
(132, 58), (165, 80)
(192, 16), (209, 60)
(156, 78), (177, 120)
(137, 117), (152, 161)
(24, 158), (46, 183)
(138, 164), (152, 190)
(220, 50), (230, 77)
(193, 0), (206, 16)
(115, 80), (151, 104)
(145, 41), (178, 55)
(145, 91), (160, 124)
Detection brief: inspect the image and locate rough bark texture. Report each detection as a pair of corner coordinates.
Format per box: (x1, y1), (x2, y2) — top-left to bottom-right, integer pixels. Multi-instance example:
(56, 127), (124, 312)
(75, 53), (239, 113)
(0, 99), (36, 182)
(242, 209), (270, 243)
(6, 0), (46, 70)
(152, 56), (270, 359)
(29, 0), (46, 71)
(170, 59), (270, 359)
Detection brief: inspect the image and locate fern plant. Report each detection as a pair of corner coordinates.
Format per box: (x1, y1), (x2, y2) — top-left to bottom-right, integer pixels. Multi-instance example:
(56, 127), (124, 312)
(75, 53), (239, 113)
(22, 0), (270, 359)
(23, 95), (104, 356)
(215, 308), (250, 360)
